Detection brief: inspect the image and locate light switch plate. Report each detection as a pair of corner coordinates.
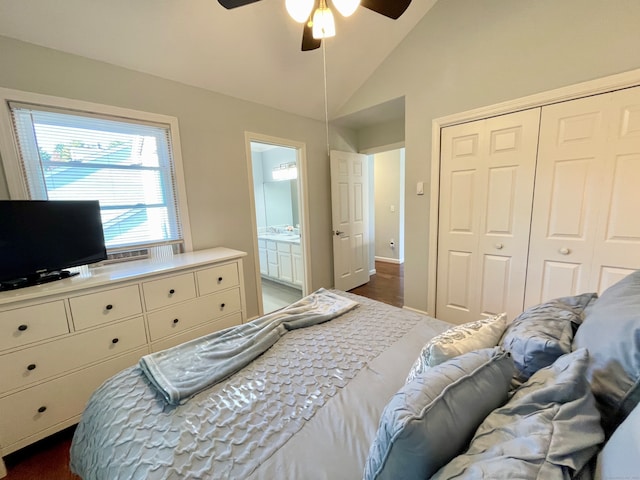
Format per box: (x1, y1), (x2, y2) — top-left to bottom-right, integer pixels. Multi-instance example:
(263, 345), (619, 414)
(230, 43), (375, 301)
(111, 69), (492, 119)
(417, 181), (424, 195)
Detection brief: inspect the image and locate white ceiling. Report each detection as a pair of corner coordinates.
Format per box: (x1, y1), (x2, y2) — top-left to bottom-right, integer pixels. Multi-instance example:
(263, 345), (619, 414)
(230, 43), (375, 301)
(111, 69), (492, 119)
(0, 0), (435, 125)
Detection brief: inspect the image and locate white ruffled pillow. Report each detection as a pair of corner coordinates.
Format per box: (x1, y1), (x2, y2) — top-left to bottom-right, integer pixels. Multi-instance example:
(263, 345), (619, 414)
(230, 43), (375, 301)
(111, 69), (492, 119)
(406, 313), (507, 383)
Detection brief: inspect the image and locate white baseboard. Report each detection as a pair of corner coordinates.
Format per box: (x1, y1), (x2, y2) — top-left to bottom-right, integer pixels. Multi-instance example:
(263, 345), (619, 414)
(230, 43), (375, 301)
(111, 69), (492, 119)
(369, 269), (377, 275)
(375, 256), (403, 264)
(402, 305), (431, 316)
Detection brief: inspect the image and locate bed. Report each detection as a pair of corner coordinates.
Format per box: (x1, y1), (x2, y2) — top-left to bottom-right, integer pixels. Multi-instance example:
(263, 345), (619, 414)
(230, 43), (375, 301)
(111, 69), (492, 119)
(70, 273), (640, 480)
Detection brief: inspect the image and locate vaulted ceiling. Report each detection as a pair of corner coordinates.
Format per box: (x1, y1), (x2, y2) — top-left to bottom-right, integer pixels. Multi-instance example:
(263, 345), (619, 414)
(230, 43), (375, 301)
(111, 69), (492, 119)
(0, 0), (436, 125)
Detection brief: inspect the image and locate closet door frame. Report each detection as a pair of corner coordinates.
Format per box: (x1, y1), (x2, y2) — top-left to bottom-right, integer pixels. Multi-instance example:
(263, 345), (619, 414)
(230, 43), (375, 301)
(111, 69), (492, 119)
(427, 68), (640, 317)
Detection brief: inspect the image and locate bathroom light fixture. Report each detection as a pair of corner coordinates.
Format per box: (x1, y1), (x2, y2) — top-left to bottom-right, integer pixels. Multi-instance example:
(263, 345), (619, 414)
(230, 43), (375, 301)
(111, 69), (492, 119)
(272, 163), (298, 181)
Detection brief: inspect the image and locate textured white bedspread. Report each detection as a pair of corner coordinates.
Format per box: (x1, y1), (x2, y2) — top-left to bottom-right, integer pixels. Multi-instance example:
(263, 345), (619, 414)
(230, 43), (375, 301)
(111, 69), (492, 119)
(70, 292), (450, 480)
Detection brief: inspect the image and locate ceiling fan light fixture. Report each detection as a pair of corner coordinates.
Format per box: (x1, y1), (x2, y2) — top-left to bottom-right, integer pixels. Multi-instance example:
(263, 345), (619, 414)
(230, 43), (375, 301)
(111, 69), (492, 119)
(332, 0), (360, 17)
(285, 0), (314, 23)
(312, 3), (336, 39)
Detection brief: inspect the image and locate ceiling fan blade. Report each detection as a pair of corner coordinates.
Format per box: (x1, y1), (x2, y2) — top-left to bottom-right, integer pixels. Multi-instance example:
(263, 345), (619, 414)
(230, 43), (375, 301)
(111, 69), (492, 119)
(217, 0), (261, 9)
(360, 0), (412, 19)
(302, 21), (322, 51)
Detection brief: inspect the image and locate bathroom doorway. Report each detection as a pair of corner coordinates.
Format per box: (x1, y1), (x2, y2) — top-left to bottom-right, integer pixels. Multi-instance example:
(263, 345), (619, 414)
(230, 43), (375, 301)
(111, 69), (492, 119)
(245, 133), (310, 315)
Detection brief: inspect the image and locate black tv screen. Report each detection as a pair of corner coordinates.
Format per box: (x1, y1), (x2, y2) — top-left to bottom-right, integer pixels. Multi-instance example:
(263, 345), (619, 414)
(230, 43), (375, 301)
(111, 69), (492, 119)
(0, 200), (107, 286)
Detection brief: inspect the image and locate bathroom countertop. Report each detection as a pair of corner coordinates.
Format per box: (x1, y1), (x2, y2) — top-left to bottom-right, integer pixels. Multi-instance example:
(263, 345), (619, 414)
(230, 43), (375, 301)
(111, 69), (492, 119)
(258, 233), (301, 244)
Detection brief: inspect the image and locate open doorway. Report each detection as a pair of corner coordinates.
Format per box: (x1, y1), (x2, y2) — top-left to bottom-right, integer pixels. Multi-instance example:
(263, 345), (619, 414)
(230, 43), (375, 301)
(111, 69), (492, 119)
(246, 134), (310, 315)
(372, 147), (405, 266)
(352, 146), (405, 304)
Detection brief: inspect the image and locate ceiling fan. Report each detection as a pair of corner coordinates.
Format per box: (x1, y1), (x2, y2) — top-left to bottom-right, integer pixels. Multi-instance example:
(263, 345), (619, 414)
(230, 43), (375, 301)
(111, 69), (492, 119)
(217, 0), (412, 51)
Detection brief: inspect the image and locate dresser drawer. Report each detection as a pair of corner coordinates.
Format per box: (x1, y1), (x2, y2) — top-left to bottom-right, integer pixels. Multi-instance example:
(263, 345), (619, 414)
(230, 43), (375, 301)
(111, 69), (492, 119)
(142, 273), (196, 311)
(291, 243), (302, 255)
(147, 288), (241, 341)
(0, 301), (69, 352)
(70, 285), (142, 330)
(0, 347), (147, 450)
(0, 317), (146, 395)
(267, 240), (277, 251)
(150, 312), (242, 352)
(196, 262), (239, 296)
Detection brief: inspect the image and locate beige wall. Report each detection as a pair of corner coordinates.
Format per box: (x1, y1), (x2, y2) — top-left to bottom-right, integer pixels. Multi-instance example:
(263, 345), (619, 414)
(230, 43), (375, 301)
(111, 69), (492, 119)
(0, 35), (357, 318)
(374, 150), (402, 262)
(338, 0), (640, 313)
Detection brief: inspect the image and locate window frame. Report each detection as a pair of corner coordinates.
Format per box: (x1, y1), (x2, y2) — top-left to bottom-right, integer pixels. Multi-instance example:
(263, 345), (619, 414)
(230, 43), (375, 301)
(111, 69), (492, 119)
(0, 87), (193, 254)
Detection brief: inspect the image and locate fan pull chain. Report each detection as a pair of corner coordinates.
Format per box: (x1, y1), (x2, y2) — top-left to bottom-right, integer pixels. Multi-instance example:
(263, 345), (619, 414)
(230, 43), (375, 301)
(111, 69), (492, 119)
(322, 39), (330, 158)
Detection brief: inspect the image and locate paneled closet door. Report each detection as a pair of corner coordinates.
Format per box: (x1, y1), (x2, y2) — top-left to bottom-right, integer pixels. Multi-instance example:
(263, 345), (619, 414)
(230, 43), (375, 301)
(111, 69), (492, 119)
(525, 87), (640, 306)
(436, 108), (540, 324)
(590, 86), (640, 291)
(524, 94), (610, 306)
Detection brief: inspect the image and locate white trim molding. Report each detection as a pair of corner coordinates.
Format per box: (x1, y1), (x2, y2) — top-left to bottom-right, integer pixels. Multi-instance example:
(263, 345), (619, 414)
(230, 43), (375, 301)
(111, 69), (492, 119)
(427, 68), (640, 317)
(0, 86), (194, 252)
(375, 256), (403, 264)
(244, 131), (312, 316)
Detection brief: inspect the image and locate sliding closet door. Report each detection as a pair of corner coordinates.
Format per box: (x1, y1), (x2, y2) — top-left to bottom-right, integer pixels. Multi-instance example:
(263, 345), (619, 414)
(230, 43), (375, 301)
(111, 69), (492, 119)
(436, 109), (540, 324)
(525, 86), (640, 305)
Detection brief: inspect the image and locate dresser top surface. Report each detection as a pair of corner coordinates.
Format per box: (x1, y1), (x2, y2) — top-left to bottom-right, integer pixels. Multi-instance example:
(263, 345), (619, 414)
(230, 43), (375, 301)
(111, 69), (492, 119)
(0, 247), (246, 306)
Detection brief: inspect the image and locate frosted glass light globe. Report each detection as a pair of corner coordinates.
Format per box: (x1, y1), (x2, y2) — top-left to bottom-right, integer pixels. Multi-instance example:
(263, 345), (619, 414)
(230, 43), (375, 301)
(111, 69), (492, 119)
(286, 0), (315, 23)
(332, 0), (360, 17)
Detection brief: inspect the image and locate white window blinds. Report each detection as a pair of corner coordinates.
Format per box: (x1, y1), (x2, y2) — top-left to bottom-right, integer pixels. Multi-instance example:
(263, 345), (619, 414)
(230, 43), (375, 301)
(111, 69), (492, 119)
(9, 103), (184, 251)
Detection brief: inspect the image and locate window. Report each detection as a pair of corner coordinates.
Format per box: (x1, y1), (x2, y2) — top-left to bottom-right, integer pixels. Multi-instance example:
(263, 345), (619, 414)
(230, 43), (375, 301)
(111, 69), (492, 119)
(0, 89), (191, 257)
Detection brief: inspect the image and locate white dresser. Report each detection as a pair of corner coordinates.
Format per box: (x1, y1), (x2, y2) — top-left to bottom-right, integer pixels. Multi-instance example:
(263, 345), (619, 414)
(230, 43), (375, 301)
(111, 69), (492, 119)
(0, 247), (246, 471)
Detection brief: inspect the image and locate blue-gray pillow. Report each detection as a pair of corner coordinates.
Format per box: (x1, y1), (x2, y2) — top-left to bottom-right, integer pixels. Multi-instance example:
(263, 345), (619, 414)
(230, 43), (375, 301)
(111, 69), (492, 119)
(573, 270), (640, 434)
(363, 347), (514, 480)
(595, 401), (640, 479)
(500, 292), (597, 384)
(432, 348), (604, 480)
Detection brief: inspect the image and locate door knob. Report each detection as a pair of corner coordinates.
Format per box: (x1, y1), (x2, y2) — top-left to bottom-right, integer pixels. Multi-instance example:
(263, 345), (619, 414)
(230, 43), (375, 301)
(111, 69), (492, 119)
(495, 243), (504, 250)
(559, 247), (571, 255)
(334, 230), (344, 236)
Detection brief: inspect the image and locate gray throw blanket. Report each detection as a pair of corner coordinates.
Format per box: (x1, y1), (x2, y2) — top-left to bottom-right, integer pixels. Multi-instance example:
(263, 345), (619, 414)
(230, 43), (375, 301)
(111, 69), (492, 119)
(139, 288), (358, 405)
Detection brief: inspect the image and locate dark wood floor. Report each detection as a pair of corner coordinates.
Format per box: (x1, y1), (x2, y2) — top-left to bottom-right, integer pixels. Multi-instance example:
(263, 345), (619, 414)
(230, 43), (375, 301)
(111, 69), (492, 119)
(349, 260), (404, 308)
(3, 261), (402, 479)
(3, 425), (79, 480)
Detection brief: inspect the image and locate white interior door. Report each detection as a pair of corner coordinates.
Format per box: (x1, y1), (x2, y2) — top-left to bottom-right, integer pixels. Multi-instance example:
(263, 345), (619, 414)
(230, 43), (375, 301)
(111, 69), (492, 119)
(330, 150), (370, 291)
(526, 86), (640, 305)
(436, 108), (540, 324)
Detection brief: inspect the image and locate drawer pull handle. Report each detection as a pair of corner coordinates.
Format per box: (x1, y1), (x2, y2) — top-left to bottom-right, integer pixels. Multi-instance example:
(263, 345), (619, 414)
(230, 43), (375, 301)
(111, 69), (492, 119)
(18, 324), (28, 331)
(105, 304), (113, 311)
(27, 364), (37, 371)
(173, 318), (180, 324)
(37, 406), (47, 413)
(218, 277), (223, 283)
(220, 303), (226, 309)
(169, 289), (176, 295)
(112, 338), (119, 344)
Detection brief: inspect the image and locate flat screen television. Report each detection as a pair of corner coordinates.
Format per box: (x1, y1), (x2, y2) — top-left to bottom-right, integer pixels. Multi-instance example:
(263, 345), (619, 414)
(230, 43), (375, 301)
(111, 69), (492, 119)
(0, 200), (108, 290)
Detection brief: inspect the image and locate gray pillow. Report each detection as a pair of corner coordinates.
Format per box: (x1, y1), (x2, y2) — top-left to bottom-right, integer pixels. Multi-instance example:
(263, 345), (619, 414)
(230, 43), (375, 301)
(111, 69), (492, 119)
(406, 313), (507, 383)
(573, 269), (640, 434)
(363, 347), (514, 480)
(500, 292), (597, 383)
(432, 348), (604, 480)
(595, 401), (640, 480)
